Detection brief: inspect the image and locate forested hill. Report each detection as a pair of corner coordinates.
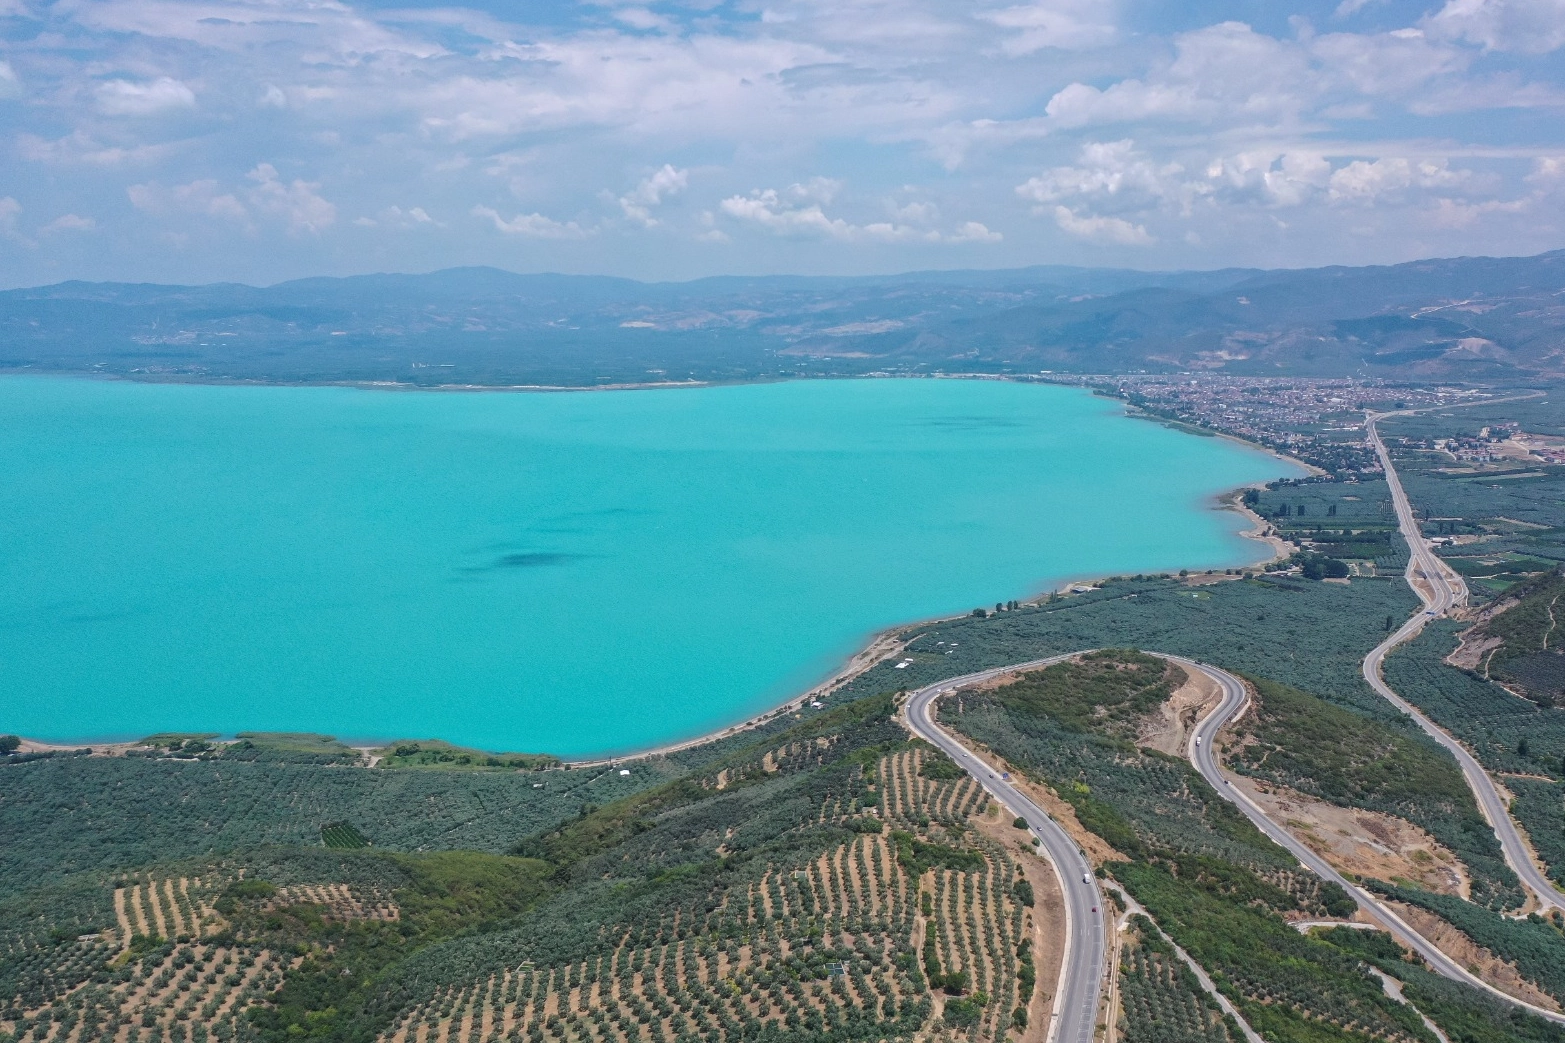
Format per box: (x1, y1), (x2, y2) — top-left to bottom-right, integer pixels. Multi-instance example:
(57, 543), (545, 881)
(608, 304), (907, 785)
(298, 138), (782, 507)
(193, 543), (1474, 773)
(2, 249), (1562, 386)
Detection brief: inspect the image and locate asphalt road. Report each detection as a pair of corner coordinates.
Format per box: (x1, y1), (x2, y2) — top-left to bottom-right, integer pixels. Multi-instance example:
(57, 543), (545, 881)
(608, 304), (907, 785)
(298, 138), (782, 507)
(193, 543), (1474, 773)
(1181, 653), (1565, 1024)
(1365, 412), (1563, 913)
(903, 656), (1104, 1043)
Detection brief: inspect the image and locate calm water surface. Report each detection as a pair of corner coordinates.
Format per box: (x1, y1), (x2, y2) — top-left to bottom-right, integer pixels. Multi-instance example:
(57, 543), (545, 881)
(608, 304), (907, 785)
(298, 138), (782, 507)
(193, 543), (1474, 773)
(1, 377), (1299, 754)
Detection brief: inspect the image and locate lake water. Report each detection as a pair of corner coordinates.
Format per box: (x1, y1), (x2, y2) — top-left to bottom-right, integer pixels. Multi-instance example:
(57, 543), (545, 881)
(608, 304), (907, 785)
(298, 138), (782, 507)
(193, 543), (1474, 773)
(1, 376), (1298, 755)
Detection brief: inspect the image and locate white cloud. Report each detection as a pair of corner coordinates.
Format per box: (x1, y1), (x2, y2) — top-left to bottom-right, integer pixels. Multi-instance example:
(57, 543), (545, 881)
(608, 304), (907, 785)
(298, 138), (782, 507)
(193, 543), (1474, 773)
(246, 164), (336, 233)
(1044, 23), (1313, 128)
(19, 130), (167, 166)
(947, 221), (1003, 243)
(720, 184), (998, 243)
(1052, 206), (1153, 245)
(1424, 0), (1565, 54)
(356, 205), (444, 229)
(471, 205), (590, 238)
(613, 7), (673, 31)
(1526, 156), (1565, 184)
(980, 0), (1117, 54)
(0, 60), (21, 99)
(1205, 150), (1331, 207)
(1428, 195), (1532, 227)
(39, 213), (97, 235)
(1017, 140), (1189, 211)
(95, 76), (196, 116)
(1327, 157), (1467, 201)
(618, 164), (689, 226)
(720, 189), (854, 238)
(128, 179), (249, 221)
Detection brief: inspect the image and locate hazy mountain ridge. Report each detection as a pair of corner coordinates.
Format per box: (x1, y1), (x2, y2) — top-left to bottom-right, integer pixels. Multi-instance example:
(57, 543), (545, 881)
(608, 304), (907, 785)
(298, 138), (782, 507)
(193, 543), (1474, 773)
(2, 251), (1561, 384)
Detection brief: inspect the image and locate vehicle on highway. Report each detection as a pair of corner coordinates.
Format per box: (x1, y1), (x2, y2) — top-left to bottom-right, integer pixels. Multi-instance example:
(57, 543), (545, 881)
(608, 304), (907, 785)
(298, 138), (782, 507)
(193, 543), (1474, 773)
(1195, 737), (1201, 746)
(1082, 873), (1091, 884)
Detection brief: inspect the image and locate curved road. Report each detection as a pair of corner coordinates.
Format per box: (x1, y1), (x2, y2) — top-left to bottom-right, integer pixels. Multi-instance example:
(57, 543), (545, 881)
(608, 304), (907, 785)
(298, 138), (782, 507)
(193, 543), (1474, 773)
(1182, 653), (1565, 1024)
(1365, 411), (1562, 913)
(907, 649), (1565, 1034)
(904, 656), (1104, 1043)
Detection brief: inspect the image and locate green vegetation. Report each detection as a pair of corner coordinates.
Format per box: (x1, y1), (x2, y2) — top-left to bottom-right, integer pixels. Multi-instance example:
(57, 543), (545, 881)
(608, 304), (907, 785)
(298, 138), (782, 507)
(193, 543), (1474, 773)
(917, 751), (965, 780)
(950, 651), (1446, 1043)
(1461, 571), (1565, 706)
(8, 496), (1562, 1043)
(1315, 926), (1565, 1043)
(1232, 676), (1520, 908)
(998, 649), (1184, 734)
(373, 739), (560, 771)
(0, 753), (681, 895)
(320, 822), (371, 849)
(1368, 883), (1565, 1004)
(1118, 914), (1238, 1043)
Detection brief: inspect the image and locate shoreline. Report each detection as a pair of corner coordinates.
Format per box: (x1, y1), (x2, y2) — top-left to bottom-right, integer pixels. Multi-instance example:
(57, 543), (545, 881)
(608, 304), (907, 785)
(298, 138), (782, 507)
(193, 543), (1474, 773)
(5, 374), (1308, 762)
(9, 480), (1301, 765)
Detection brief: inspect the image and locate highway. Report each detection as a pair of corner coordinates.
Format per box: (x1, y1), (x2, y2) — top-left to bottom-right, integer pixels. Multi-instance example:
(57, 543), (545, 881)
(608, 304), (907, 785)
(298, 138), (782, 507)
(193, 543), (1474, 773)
(1181, 653), (1565, 1024)
(906, 648), (1565, 1034)
(903, 656), (1104, 1043)
(1364, 412), (1563, 913)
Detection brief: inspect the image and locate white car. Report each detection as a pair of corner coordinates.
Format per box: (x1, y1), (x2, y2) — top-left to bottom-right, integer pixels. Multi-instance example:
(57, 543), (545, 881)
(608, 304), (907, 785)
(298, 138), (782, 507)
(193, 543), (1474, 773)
(1082, 873), (1091, 885)
(1195, 737), (1201, 747)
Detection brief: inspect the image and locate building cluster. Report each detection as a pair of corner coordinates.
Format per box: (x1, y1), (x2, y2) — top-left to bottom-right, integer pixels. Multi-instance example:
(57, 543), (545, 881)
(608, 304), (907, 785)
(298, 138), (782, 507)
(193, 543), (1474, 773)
(1045, 375), (1493, 477)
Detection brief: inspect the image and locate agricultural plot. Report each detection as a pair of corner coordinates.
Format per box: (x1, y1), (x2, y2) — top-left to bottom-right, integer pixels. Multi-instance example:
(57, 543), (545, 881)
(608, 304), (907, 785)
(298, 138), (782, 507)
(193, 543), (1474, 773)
(0, 869), (305, 1043)
(321, 822), (372, 850)
(3, 941), (296, 1043)
(0, 755), (682, 895)
(1116, 915), (1237, 1043)
(1383, 625), (1565, 775)
(1315, 926), (1565, 1043)
(1507, 778), (1565, 888)
(1456, 571), (1565, 707)
(371, 745), (1036, 1043)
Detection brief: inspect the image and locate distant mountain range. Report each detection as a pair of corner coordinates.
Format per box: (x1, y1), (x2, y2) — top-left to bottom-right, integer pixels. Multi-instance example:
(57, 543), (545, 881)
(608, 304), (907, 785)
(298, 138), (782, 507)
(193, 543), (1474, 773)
(3, 251), (1562, 385)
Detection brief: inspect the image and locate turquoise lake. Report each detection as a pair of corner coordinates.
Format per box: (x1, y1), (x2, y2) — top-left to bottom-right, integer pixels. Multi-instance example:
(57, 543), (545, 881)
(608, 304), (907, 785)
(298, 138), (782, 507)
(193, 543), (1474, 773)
(1, 376), (1299, 755)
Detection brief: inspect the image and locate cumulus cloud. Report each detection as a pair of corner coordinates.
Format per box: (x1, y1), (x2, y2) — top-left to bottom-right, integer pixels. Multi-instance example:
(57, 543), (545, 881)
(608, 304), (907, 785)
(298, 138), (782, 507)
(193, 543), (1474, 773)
(618, 164), (689, 226)
(95, 76), (196, 116)
(39, 213), (97, 235)
(979, 0), (1117, 54)
(1043, 22), (1314, 128)
(1016, 140), (1189, 211)
(720, 183), (998, 243)
(20, 130), (167, 166)
(471, 205), (590, 238)
(1423, 0), (1565, 54)
(128, 179), (248, 220)
(1052, 207), (1153, 245)
(1327, 157), (1468, 201)
(356, 205), (444, 229)
(6, 0), (1565, 276)
(246, 164), (336, 233)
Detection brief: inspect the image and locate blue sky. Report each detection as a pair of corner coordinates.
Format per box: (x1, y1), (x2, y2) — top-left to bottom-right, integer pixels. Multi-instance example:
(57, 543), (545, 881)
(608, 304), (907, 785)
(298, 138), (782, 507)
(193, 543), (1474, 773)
(1, 0), (1563, 285)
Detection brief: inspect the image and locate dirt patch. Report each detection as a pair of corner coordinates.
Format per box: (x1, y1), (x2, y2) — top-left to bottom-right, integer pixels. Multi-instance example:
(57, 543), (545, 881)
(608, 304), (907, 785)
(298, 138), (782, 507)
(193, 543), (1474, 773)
(1384, 900), (1561, 1011)
(1139, 668), (1223, 757)
(971, 805), (1066, 1043)
(1229, 777), (1469, 898)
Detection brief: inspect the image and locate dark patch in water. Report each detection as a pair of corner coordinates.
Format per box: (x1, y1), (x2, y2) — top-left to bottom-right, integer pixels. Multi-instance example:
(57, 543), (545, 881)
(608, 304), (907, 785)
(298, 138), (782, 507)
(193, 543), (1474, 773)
(916, 415), (1024, 430)
(462, 552), (589, 574)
